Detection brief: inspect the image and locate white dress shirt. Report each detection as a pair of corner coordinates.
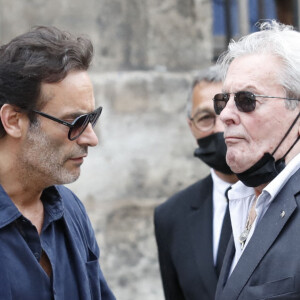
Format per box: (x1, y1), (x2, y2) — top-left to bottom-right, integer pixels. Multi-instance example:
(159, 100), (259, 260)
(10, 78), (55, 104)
(228, 152), (300, 275)
(211, 169), (232, 265)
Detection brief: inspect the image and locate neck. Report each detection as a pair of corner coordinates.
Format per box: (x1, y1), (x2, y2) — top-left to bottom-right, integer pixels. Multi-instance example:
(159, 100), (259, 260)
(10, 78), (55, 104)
(254, 183), (267, 198)
(0, 165), (45, 234)
(0, 158), (45, 234)
(284, 142), (300, 165)
(0, 142), (44, 208)
(214, 169), (238, 184)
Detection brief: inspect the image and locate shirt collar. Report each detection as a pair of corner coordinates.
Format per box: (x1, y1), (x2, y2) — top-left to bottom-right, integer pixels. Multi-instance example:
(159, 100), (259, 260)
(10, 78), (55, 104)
(0, 185), (64, 229)
(211, 168), (232, 197)
(0, 185), (21, 228)
(264, 152), (300, 200)
(228, 152), (300, 203)
(228, 180), (254, 201)
(41, 186), (64, 222)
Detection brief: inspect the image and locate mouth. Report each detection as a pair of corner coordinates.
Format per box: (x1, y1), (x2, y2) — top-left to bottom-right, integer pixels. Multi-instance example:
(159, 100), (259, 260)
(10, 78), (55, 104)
(69, 154), (87, 164)
(224, 135), (244, 145)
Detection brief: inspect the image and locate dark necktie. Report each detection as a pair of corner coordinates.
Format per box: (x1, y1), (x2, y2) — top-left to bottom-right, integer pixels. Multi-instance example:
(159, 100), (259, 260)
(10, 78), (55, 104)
(215, 186), (232, 278)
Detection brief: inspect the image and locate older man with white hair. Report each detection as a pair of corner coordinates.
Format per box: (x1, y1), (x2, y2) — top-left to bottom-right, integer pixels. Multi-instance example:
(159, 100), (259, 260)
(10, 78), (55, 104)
(214, 20), (300, 299)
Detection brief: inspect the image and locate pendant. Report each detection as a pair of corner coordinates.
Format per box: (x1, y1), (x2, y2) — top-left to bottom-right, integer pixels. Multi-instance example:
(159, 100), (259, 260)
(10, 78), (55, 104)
(239, 228), (250, 250)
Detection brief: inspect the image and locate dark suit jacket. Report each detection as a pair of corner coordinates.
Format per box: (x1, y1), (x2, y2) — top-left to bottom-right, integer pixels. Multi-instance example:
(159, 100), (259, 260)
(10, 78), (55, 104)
(154, 175), (218, 300)
(215, 167), (300, 300)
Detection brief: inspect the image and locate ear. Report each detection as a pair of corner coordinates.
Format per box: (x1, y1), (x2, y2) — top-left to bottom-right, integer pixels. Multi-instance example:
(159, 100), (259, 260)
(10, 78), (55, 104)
(0, 104), (27, 138)
(187, 117), (197, 139)
(298, 111), (300, 136)
(187, 117), (193, 130)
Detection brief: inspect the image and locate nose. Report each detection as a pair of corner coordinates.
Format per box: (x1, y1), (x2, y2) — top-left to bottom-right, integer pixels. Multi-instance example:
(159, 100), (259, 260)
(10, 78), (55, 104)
(76, 123), (98, 147)
(219, 94), (239, 126)
(214, 115), (225, 132)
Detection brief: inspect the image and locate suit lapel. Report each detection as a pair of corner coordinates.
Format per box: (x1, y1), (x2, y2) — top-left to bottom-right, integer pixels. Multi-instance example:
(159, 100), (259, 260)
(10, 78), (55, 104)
(187, 175), (218, 297)
(217, 170), (300, 299)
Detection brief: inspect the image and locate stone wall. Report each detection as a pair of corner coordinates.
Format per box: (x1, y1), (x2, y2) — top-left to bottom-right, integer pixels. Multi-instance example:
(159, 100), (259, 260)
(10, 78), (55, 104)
(0, 1), (213, 299)
(0, 0), (212, 72)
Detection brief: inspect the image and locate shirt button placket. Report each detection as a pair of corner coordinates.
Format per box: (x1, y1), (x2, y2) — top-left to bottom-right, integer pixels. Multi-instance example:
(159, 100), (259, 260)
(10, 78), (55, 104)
(34, 252), (40, 261)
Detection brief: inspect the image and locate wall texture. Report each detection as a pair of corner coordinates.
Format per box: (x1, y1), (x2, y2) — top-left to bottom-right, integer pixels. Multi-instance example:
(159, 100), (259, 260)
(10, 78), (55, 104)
(0, 1), (213, 299)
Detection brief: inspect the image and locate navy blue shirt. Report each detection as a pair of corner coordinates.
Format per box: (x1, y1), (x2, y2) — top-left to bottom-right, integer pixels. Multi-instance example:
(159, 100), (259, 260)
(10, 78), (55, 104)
(0, 184), (116, 300)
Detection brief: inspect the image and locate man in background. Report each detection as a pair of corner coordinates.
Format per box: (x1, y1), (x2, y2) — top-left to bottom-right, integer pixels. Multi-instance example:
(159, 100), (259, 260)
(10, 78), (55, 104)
(154, 65), (237, 300)
(0, 26), (115, 299)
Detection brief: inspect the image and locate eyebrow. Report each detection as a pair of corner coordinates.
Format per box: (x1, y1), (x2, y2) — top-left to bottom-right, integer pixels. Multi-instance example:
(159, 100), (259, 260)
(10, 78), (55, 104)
(60, 109), (95, 120)
(222, 85), (258, 93)
(193, 108), (215, 115)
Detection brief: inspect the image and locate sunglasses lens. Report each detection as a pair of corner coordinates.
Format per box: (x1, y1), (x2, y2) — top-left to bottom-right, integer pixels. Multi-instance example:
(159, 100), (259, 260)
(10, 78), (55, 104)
(68, 107), (103, 141)
(90, 107), (102, 127)
(69, 115), (89, 140)
(213, 93), (228, 115)
(235, 92), (256, 112)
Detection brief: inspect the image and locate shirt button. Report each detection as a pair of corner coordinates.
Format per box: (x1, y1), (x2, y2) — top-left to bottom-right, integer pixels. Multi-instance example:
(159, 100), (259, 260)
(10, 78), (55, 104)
(34, 252), (40, 260)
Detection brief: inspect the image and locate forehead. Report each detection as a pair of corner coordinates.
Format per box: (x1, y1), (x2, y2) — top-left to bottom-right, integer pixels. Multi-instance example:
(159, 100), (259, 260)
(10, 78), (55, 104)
(40, 70), (95, 114)
(223, 54), (282, 93)
(192, 81), (222, 110)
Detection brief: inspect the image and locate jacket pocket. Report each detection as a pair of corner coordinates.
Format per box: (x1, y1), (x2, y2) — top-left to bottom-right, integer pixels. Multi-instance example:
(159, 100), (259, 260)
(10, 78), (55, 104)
(86, 247), (101, 300)
(245, 276), (294, 299)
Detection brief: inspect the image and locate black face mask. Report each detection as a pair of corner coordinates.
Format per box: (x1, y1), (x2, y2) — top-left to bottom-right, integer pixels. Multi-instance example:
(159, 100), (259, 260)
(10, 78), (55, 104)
(236, 112), (300, 187)
(194, 132), (233, 174)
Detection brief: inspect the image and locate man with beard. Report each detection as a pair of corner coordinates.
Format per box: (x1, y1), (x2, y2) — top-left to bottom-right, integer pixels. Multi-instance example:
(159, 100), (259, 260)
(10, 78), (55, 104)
(0, 26), (115, 300)
(154, 65), (237, 300)
(214, 20), (300, 299)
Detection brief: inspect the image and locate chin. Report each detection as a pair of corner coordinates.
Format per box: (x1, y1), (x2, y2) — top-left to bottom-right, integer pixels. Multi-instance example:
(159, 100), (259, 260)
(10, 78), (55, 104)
(226, 150), (251, 173)
(226, 153), (237, 172)
(226, 156), (244, 174)
(65, 173), (80, 184)
(53, 170), (81, 185)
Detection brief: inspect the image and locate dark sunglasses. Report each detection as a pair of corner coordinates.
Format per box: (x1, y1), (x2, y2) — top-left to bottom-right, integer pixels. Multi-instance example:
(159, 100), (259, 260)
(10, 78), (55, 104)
(213, 91), (299, 115)
(32, 106), (102, 141)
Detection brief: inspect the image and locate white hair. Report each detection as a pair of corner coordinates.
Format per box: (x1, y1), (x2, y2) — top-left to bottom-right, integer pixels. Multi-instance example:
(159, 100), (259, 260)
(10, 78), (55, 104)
(217, 20), (300, 109)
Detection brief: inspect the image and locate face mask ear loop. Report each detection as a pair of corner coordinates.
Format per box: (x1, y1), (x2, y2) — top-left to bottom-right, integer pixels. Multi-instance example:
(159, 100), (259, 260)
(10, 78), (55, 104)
(281, 135), (300, 161)
(271, 111), (300, 156)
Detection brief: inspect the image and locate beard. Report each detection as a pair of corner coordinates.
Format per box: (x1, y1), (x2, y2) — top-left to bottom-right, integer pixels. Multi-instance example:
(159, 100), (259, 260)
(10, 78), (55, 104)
(19, 122), (87, 187)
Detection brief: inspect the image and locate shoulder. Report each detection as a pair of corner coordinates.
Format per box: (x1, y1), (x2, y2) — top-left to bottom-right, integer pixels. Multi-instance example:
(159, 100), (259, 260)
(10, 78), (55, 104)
(55, 185), (87, 216)
(156, 175), (212, 213)
(154, 175), (212, 224)
(55, 185), (96, 247)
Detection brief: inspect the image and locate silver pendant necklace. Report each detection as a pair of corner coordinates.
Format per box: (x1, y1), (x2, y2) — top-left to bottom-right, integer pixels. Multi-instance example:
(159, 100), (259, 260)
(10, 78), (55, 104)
(239, 201), (257, 250)
(239, 218), (251, 250)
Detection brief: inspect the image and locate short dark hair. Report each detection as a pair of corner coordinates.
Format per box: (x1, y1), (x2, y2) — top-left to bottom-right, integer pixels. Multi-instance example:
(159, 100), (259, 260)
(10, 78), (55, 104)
(186, 65), (223, 118)
(0, 25), (93, 137)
